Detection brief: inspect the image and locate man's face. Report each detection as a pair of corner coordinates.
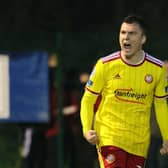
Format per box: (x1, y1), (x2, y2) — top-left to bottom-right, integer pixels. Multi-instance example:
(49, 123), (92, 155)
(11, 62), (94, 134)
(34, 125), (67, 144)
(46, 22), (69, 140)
(164, 61), (168, 78)
(119, 22), (146, 59)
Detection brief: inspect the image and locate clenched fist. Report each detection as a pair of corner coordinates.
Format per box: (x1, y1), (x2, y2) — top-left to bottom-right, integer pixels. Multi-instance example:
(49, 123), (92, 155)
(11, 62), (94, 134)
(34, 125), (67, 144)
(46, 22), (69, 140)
(160, 140), (168, 155)
(84, 130), (99, 145)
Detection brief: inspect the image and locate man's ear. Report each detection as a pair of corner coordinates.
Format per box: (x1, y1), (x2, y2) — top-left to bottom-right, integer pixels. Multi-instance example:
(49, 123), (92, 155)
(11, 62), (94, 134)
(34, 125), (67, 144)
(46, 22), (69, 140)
(142, 35), (146, 45)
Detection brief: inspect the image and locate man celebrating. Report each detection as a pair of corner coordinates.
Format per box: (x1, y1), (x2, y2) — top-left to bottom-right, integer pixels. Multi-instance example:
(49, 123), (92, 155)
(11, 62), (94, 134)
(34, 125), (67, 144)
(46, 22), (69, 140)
(80, 15), (168, 168)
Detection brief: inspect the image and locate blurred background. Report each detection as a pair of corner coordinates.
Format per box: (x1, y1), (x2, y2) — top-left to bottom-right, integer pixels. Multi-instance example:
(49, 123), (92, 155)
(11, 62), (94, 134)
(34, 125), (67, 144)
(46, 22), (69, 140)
(0, 0), (167, 168)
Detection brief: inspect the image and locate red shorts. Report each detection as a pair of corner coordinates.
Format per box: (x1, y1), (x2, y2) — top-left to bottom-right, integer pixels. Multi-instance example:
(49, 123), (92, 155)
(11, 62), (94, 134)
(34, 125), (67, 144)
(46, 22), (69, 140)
(98, 146), (145, 168)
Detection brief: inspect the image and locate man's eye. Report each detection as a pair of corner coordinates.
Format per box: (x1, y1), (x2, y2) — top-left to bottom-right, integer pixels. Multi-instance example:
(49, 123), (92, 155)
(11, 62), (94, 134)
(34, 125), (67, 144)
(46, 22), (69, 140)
(121, 31), (126, 34)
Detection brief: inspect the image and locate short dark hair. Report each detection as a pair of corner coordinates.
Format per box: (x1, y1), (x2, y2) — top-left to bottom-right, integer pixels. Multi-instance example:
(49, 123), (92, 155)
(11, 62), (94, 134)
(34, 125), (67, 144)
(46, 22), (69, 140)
(122, 15), (147, 35)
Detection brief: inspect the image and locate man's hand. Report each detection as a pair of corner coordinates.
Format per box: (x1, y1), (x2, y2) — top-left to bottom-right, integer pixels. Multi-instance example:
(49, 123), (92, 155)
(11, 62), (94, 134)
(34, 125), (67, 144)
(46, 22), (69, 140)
(160, 140), (168, 155)
(84, 130), (99, 145)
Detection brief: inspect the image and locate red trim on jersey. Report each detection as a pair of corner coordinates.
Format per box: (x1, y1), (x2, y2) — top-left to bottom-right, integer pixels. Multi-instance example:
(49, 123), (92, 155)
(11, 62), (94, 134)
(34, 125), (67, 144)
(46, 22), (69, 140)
(154, 94), (168, 98)
(145, 54), (163, 67)
(101, 52), (120, 64)
(115, 95), (145, 105)
(94, 94), (102, 113)
(86, 87), (100, 95)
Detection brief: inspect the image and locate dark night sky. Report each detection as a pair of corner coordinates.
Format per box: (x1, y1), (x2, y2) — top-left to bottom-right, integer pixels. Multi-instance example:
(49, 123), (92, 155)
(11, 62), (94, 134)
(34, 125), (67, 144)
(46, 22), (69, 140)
(0, 0), (167, 70)
(0, 0), (167, 32)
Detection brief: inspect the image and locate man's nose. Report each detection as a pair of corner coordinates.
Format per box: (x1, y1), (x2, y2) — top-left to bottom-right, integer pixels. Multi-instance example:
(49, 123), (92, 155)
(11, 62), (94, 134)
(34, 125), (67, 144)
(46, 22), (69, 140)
(124, 33), (129, 39)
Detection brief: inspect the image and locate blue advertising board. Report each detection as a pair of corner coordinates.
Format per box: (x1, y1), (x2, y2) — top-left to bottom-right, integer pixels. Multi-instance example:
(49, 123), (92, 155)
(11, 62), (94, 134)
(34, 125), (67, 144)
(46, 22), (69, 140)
(0, 51), (49, 122)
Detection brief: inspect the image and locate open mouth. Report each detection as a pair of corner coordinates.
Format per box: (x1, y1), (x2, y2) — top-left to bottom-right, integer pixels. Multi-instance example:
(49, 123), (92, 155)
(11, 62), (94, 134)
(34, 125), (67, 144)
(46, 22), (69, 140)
(123, 43), (131, 49)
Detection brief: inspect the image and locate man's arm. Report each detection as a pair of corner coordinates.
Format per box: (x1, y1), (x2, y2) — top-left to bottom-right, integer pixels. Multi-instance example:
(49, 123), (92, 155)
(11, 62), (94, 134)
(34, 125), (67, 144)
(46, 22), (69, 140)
(154, 65), (168, 155)
(154, 98), (168, 155)
(80, 90), (99, 145)
(80, 59), (105, 145)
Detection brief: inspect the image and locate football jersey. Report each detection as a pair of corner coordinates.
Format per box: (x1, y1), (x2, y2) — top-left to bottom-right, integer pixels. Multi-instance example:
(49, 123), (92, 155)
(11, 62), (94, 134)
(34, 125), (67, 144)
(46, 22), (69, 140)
(80, 51), (168, 157)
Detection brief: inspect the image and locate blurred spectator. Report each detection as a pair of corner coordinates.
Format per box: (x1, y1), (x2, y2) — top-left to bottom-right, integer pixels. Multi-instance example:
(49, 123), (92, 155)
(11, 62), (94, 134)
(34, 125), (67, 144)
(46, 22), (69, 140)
(45, 53), (59, 168)
(146, 60), (168, 168)
(62, 68), (80, 168)
(20, 53), (58, 168)
(62, 69), (99, 168)
(45, 53), (59, 139)
(20, 124), (48, 168)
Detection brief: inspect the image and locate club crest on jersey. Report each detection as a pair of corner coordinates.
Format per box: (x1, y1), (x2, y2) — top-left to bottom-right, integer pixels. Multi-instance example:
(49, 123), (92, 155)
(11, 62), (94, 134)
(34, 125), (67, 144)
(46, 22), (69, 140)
(87, 80), (93, 86)
(145, 74), (153, 83)
(105, 154), (115, 164)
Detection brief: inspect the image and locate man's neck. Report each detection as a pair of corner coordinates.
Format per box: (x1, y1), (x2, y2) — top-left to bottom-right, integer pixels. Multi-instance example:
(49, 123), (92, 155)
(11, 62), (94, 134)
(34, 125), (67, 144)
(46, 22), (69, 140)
(121, 50), (144, 65)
